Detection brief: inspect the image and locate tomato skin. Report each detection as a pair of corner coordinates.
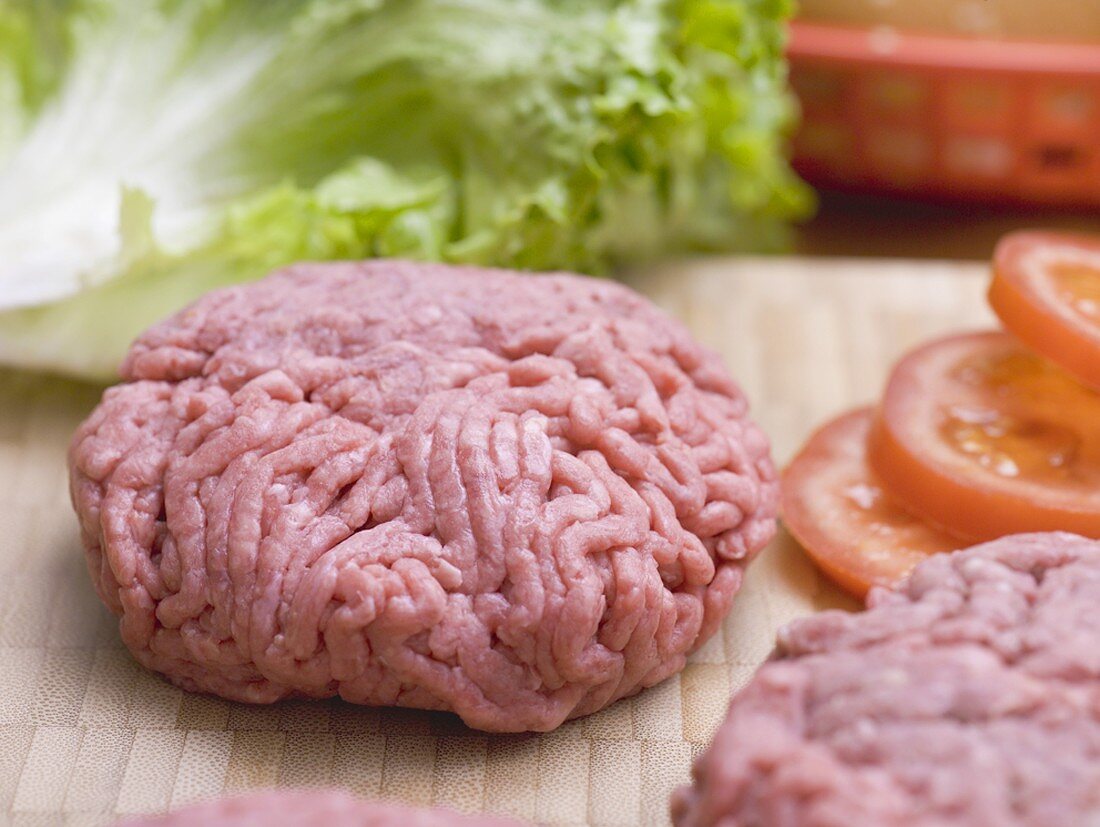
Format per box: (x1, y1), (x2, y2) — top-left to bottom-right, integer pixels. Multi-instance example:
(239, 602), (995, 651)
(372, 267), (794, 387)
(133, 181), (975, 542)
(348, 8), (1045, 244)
(869, 410), (1003, 543)
(867, 330), (1100, 543)
(990, 231), (1100, 391)
(781, 407), (963, 599)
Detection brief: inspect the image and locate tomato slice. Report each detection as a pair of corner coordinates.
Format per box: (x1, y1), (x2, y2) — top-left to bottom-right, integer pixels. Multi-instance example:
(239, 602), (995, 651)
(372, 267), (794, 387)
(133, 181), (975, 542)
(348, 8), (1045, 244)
(990, 231), (1100, 391)
(868, 330), (1100, 542)
(781, 407), (963, 598)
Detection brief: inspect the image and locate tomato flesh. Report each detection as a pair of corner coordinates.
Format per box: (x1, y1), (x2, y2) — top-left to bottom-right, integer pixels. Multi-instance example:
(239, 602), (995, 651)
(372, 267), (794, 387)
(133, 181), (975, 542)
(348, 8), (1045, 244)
(989, 231), (1100, 390)
(868, 330), (1100, 542)
(781, 407), (963, 599)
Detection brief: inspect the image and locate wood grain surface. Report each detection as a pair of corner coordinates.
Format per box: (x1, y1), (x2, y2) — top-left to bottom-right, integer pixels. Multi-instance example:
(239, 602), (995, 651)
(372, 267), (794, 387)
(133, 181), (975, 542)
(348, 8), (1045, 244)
(0, 256), (996, 826)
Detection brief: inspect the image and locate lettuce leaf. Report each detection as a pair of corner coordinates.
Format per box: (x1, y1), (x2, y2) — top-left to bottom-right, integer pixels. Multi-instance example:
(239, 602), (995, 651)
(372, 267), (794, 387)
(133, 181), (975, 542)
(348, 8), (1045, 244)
(0, 0), (811, 379)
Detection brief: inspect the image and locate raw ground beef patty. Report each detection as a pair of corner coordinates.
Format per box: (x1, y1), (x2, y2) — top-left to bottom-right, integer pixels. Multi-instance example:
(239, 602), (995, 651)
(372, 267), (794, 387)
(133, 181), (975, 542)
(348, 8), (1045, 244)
(69, 260), (776, 732)
(116, 790), (520, 826)
(672, 532), (1100, 826)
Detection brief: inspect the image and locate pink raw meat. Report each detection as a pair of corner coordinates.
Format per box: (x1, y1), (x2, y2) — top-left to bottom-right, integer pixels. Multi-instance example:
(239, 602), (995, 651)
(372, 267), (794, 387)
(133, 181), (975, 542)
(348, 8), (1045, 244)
(70, 260), (776, 732)
(115, 790), (520, 826)
(673, 532), (1100, 826)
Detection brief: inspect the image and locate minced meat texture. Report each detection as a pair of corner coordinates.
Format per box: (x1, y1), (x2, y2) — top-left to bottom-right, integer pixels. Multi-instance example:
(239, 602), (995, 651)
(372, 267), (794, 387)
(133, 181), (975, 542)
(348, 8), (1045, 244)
(672, 532), (1100, 826)
(70, 260), (776, 732)
(115, 790), (521, 826)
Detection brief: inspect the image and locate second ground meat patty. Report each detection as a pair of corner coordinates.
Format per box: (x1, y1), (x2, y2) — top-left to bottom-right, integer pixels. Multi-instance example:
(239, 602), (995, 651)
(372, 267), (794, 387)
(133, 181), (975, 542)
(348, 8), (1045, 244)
(69, 260), (777, 732)
(673, 532), (1100, 827)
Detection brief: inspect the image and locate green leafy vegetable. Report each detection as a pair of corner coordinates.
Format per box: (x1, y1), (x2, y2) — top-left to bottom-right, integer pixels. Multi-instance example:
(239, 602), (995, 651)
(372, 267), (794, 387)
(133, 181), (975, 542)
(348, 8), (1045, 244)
(0, 0), (811, 379)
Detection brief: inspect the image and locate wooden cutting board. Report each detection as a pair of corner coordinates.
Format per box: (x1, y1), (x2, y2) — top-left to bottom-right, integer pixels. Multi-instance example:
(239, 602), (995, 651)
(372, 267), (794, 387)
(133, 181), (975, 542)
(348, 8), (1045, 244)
(0, 256), (996, 827)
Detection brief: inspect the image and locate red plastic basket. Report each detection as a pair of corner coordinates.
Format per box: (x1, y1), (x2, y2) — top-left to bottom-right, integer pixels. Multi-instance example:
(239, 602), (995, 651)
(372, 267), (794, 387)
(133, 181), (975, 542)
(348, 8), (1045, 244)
(787, 21), (1100, 207)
